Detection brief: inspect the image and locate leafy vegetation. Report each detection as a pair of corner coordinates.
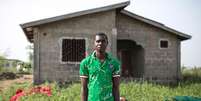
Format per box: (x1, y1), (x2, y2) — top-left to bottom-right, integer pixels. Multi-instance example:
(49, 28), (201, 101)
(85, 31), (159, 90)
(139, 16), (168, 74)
(1, 81), (201, 101)
(0, 55), (6, 72)
(182, 66), (201, 83)
(0, 67), (201, 101)
(17, 62), (33, 74)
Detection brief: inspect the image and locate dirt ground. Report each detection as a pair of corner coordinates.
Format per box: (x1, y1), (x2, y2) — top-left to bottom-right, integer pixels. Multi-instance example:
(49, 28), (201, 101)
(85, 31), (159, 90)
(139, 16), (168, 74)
(0, 75), (33, 90)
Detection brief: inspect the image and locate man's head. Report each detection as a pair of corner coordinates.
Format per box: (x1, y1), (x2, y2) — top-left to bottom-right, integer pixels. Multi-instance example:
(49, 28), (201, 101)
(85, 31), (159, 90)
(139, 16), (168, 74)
(94, 32), (108, 53)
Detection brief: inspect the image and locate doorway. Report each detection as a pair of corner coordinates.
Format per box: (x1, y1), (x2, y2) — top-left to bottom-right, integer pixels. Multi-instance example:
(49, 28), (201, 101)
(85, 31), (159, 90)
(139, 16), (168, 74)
(117, 40), (144, 78)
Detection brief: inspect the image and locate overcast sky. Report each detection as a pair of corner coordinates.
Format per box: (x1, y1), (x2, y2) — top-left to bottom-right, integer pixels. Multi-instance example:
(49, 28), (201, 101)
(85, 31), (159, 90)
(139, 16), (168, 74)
(0, 0), (200, 67)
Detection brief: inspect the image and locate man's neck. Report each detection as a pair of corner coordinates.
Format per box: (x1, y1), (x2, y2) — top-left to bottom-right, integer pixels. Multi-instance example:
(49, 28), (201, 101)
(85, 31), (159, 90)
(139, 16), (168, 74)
(95, 51), (106, 61)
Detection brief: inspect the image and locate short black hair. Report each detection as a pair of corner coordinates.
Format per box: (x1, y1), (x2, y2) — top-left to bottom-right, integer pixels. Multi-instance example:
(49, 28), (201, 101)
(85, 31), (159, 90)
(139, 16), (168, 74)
(95, 32), (108, 42)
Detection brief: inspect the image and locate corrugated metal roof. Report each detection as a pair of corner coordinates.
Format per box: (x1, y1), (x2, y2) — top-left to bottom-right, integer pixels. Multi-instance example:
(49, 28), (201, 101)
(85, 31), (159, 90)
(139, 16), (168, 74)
(20, 1), (191, 43)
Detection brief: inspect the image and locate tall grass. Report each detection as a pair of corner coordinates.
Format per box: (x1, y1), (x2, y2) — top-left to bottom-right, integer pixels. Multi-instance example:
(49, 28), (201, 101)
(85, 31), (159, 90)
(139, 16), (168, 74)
(0, 67), (201, 101)
(120, 81), (201, 101)
(1, 81), (201, 101)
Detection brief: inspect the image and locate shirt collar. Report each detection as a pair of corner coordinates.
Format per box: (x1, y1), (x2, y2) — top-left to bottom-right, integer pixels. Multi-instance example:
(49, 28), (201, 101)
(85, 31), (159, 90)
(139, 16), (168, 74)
(91, 51), (110, 60)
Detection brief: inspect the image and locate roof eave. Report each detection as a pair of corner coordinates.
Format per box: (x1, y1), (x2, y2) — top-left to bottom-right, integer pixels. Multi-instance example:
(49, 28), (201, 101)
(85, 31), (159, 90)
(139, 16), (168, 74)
(20, 1), (130, 43)
(20, 24), (34, 43)
(121, 10), (192, 41)
(20, 1), (130, 29)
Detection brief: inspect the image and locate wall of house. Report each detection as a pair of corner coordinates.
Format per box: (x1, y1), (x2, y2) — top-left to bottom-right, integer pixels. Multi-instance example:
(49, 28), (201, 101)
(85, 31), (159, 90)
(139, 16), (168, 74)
(116, 12), (181, 83)
(33, 10), (117, 83)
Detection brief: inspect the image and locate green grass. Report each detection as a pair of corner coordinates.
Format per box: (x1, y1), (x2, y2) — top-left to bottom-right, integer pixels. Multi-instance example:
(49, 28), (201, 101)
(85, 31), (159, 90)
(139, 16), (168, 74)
(120, 81), (201, 101)
(0, 81), (201, 101)
(1, 67), (201, 101)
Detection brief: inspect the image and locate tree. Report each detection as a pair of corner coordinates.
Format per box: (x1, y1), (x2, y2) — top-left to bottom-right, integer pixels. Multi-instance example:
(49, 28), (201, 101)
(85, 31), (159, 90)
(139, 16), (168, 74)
(26, 44), (33, 68)
(0, 53), (6, 71)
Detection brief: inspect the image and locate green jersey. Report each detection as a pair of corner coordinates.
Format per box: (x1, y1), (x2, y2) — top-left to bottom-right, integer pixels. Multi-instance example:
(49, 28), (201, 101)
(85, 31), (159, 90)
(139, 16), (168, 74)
(80, 51), (120, 101)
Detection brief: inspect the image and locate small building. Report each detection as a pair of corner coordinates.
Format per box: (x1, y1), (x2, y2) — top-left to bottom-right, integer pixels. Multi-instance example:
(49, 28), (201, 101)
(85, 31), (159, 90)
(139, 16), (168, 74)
(0, 59), (22, 69)
(20, 1), (191, 84)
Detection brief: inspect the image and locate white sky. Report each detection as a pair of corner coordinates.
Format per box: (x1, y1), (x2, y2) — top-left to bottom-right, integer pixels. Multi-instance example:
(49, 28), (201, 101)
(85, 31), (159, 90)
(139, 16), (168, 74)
(0, 0), (200, 67)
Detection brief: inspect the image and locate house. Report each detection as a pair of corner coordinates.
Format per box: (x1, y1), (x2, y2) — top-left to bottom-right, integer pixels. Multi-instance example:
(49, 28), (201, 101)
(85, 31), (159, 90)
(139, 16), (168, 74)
(20, 1), (191, 84)
(0, 58), (22, 69)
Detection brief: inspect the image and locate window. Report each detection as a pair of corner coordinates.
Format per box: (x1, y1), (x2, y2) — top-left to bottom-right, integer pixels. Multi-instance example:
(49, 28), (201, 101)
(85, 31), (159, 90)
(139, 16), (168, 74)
(62, 38), (86, 62)
(160, 40), (168, 48)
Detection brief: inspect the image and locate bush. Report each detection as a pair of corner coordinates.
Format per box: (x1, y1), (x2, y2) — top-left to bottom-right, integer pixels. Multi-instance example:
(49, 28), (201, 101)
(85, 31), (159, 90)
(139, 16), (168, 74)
(17, 62), (32, 74)
(181, 66), (201, 83)
(0, 72), (20, 80)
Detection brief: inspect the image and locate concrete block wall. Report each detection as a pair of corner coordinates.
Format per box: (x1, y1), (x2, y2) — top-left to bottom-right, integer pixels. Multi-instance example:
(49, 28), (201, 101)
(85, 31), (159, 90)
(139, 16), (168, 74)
(32, 9), (181, 84)
(116, 12), (180, 83)
(33, 10), (117, 83)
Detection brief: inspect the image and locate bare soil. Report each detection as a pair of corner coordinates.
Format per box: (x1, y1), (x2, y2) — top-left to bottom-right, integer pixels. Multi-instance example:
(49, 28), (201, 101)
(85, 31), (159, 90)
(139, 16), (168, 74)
(0, 74), (33, 90)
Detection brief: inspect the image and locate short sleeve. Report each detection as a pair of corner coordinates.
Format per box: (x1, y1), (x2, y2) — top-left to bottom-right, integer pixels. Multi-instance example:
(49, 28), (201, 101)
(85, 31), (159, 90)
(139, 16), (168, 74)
(79, 59), (89, 78)
(112, 58), (121, 77)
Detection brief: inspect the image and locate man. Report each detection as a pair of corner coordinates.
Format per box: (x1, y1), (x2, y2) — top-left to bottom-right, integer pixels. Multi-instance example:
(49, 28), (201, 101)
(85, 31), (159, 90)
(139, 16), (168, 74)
(80, 32), (121, 101)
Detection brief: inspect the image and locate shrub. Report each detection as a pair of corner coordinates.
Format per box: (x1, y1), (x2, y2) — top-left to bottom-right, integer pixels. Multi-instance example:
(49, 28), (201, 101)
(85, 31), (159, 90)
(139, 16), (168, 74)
(182, 66), (201, 83)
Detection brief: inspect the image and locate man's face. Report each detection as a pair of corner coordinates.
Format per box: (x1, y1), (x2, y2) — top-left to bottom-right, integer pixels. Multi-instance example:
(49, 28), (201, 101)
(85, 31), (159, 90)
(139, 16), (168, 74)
(94, 35), (108, 52)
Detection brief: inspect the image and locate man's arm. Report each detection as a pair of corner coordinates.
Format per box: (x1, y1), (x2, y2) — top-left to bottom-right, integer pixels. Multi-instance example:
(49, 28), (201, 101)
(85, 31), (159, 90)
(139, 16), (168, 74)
(81, 77), (88, 101)
(112, 76), (120, 101)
